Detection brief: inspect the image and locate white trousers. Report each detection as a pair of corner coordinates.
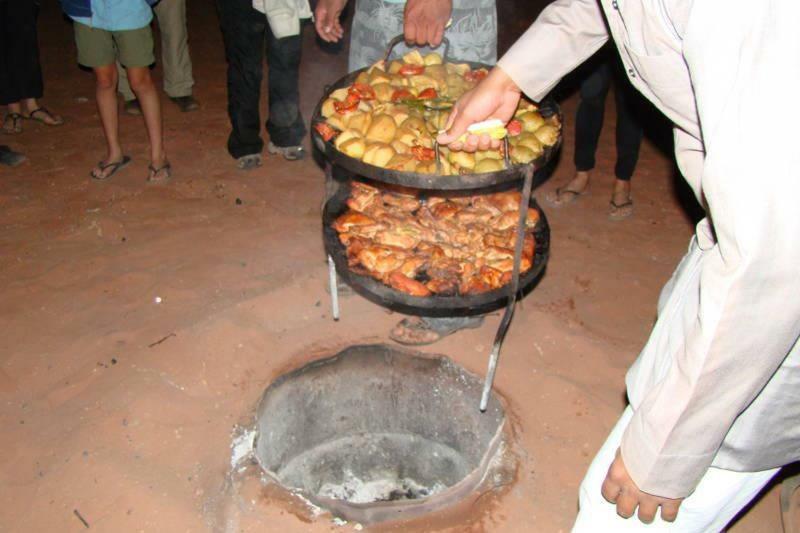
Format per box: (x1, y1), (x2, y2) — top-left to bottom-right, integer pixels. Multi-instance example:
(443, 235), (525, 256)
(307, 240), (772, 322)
(572, 406), (779, 532)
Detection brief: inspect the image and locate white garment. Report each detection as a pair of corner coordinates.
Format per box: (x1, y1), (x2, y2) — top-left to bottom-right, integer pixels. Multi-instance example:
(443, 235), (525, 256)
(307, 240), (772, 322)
(252, 0), (312, 38)
(498, 0), (800, 500)
(573, 406), (778, 532)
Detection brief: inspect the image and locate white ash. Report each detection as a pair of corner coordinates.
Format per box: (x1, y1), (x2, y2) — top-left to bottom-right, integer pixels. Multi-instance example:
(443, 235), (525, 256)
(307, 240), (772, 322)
(318, 470), (446, 504)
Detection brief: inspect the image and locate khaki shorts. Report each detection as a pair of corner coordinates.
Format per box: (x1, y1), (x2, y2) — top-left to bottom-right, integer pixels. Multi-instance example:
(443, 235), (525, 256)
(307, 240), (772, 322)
(74, 22), (154, 68)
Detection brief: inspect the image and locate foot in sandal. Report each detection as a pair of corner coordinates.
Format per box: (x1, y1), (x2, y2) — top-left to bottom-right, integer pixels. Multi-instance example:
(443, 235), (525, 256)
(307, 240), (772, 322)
(24, 107), (64, 126)
(90, 155), (131, 180)
(2, 113), (23, 134)
(389, 316), (484, 346)
(608, 179), (634, 221)
(147, 159), (172, 182)
(544, 170), (590, 207)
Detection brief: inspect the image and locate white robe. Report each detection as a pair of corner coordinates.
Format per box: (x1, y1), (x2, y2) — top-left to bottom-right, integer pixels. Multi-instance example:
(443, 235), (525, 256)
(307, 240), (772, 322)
(498, 0), (800, 499)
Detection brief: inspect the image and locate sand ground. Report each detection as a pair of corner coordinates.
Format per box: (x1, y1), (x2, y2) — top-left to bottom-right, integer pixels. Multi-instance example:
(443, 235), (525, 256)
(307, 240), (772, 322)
(0, 1), (785, 531)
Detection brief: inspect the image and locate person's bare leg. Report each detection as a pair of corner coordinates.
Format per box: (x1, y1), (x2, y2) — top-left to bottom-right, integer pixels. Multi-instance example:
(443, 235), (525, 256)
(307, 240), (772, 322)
(126, 66), (168, 179)
(93, 64), (125, 177)
(6, 102), (22, 115)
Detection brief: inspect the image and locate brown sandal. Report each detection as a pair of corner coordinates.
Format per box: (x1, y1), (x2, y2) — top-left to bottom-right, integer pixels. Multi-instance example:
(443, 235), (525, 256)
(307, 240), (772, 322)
(2, 113), (23, 134)
(25, 107), (64, 126)
(147, 161), (172, 183)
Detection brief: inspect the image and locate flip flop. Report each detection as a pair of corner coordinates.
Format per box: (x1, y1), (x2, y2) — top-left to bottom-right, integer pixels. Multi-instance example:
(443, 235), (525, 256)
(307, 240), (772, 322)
(25, 107), (64, 126)
(389, 316), (484, 346)
(147, 161), (172, 183)
(90, 156), (131, 180)
(544, 185), (589, 207)
(609, 198), (634, 221)
(2, 113), (23, 134)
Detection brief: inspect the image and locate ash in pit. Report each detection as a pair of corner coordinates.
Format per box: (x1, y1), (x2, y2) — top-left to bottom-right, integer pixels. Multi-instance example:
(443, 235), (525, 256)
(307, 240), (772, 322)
(318, 470), (447, 503)
(254, 344), (506, 524)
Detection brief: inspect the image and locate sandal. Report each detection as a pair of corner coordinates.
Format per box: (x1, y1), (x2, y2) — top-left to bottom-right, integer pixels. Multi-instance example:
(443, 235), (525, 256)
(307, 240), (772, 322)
(147, 161), (172, 182)
(2, 113), (23, 134)
(544, 185), (589, 207)
(25, 107), (64, 126)
(389, 316), (484, 346)
(90, 156), (131, 180)
(609, 198), (634, 221)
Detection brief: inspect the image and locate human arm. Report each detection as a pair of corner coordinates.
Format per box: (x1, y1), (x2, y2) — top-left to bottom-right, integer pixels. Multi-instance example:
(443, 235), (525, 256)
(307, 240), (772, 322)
(315, 0), (348, 42)
(618, 0), (800, 500)
(438, 0), (608, 148)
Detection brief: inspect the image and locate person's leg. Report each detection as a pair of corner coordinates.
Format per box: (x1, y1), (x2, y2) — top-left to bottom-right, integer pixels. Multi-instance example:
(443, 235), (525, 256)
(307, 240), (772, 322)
(92, 64), (125, 175)
(573, 407), (780, 532)
(114, 26), (168, 179)
(155, 0), (196, 104)
(546, 58), (610, 206)
(116, 60), (136, 102)
(264, 23), (306, 158)
(2, 0), (44, 133)
(608, 67), (643, 220)
(216, 0), (266, 163)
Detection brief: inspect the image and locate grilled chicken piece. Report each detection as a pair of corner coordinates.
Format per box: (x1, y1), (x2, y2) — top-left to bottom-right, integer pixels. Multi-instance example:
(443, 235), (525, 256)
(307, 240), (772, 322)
(430, 200), (460, 220)
(381, 192), (421, 212)
(357, 245), (407, 276)
(487, 191), (522, 212)
(388, 271), (431, 296)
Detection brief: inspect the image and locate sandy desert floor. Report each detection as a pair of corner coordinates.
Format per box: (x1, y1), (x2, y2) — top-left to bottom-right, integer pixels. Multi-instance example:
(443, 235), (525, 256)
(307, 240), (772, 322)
(0, 1), (787, 532)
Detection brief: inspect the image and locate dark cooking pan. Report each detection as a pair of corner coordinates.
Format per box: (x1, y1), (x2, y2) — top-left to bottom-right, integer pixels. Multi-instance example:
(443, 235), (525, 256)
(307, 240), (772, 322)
(322, 185), (550, 317)
(310, 65), (562, 191)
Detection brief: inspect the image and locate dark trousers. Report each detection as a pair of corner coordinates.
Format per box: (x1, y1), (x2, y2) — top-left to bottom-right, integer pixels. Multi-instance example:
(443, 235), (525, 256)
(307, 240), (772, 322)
(0, 0), (43, 105)
(574, 57), (643, 181)
(216, 0), (306, 159)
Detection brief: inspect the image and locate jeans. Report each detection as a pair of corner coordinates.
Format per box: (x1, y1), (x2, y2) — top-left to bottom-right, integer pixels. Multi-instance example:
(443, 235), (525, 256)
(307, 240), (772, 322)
(0, 0), (43, 105)
(574, 56), (643, 181)
(216, 0), (306, 159)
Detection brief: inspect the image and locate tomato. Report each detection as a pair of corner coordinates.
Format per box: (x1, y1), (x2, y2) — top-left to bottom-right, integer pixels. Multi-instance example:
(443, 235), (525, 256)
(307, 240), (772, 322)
(417, 88), (438, 100)
(507, 119), (522, 137)
(411, 146), (436, 161)
(334, 92), (360, 114)
(464, 69), (489, 83)
(314, 122), (337, 142)
(349, 82), (376, 101)
(391, 89), (414, 102)
(398, 64), (425, 76)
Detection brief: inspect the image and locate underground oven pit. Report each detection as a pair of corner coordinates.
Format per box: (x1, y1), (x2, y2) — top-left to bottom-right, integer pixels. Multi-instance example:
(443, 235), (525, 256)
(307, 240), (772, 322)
(254, 344), (510, 525)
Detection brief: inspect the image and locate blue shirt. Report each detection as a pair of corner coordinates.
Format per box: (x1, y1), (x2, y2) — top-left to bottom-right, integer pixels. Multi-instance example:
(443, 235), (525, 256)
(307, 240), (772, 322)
(71, 0), (153, 32)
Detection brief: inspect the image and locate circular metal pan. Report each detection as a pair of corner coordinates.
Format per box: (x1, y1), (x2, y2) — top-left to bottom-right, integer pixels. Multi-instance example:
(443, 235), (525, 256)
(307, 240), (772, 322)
(311, 65), (562, 191)
(323, 186), (550, 317)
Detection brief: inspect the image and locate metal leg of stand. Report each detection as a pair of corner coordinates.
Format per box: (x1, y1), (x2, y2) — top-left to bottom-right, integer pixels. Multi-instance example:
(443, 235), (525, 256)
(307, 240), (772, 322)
(324, 162), (341, 322)
(479, 166), (534, 411)
(328, 255), (340, 321)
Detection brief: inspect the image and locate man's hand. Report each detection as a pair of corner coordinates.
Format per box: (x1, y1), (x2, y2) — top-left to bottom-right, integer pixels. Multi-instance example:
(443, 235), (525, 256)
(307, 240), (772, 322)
(315, 0), (348, 43)
(404, 0), (452, 48)
(601, 449), (685, 524)
(437, 67), (522, 151)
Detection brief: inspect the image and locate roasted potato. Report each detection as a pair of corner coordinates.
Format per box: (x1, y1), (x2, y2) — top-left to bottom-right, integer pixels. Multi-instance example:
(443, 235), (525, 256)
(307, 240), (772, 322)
(338, 137), (367, 159)
(474, 158), (505, 173)
(365, 113), (397, 144)
(362, 143), (396, 167)
(517, 110), (545, 132)
(533, 124), (559, 146)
